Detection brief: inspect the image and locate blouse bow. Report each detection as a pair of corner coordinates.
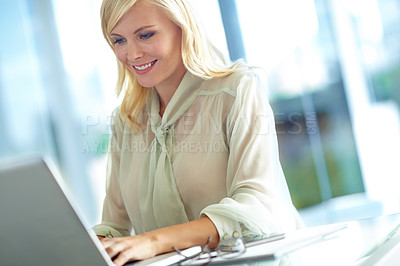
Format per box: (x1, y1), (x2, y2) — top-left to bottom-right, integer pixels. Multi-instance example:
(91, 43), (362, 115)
(138, 72), (202, 231)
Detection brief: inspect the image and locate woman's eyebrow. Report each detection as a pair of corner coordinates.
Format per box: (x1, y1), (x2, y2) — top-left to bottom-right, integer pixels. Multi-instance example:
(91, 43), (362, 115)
(133, 25), (155, 34)
(111, 25), (156, 37)
(110, 33), (123, 38)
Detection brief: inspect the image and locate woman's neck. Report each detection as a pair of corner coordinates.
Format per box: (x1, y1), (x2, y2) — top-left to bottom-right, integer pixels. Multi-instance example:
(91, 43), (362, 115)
(155, 68), (187, 117)
(157, 88), (174, 117)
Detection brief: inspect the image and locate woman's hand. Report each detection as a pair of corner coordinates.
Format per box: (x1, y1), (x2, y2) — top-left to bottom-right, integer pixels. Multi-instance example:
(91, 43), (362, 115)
(100, 233), (159, 265)
(99, 217), (219, 266)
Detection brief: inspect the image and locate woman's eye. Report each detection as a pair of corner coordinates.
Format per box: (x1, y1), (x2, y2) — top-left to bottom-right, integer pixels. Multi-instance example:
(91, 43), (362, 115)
(113, 38), (126, 45)
(139, 32), (155, 40)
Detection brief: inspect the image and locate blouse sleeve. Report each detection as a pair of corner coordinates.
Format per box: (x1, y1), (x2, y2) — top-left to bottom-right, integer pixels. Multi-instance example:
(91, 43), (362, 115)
(93, 108), (132, 237)
(200, 70), (301, 241)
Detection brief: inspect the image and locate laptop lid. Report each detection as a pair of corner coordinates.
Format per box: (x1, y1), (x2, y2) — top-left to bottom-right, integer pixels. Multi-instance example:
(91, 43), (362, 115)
(0, 157), (113, 266)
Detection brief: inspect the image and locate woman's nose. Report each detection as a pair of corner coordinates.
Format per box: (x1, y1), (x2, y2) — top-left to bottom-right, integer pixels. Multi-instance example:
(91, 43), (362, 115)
(126, 42), (144, 61)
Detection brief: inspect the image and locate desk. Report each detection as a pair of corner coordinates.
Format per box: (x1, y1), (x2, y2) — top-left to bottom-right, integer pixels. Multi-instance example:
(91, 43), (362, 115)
(135, 213), (400, 266)
(217, 213), (400, 266)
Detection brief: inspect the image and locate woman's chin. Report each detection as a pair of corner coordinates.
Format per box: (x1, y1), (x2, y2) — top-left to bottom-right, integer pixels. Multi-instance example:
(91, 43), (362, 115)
(135, 77), (156, 89)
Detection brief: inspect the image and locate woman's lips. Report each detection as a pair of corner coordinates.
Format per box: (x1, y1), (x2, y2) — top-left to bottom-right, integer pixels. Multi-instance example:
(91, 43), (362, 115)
(132, 60), (157, 75)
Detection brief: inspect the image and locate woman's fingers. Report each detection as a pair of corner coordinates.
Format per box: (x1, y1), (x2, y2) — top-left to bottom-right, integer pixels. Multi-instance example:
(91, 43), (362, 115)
(99, 233), (161, 265)
(101, 237), (127, 262)
(100, 236), (151, 266)
(112, 247), (136, 266)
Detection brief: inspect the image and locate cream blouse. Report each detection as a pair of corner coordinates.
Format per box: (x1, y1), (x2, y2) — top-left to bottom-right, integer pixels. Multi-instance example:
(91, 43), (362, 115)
(94, 66), (302, 241)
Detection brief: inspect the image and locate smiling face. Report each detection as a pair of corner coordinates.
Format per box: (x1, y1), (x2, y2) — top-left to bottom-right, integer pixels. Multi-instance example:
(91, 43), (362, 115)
(110, 0), (186, 93)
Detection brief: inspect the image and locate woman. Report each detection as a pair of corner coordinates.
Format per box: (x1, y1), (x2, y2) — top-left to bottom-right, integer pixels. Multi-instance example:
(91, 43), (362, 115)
(94, 0), (302, 264)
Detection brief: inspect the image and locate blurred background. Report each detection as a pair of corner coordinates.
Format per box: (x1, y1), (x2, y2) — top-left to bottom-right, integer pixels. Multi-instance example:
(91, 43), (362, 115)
(0, 0), (399, 227)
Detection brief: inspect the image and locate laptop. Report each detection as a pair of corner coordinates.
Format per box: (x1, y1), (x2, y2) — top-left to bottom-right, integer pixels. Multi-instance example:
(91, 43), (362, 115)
(0, 156), (204, 266)
(0, 157), (114, 266)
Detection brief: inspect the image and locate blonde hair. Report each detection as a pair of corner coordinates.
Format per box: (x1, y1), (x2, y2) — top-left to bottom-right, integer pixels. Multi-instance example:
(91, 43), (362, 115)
(101, 0), (244, 133)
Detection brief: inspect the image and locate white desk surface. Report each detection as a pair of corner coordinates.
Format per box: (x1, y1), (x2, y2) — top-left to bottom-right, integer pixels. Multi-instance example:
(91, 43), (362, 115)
(133, 213), (400, 266)
(231, 212), (400, 266)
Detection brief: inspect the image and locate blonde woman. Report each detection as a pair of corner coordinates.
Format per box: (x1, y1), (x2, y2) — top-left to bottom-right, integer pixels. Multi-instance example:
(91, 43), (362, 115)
(94, 0), (302, 264)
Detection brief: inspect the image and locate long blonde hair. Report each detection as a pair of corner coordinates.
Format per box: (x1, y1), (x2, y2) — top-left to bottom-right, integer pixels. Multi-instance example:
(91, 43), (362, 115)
(101, 0), (243, 133)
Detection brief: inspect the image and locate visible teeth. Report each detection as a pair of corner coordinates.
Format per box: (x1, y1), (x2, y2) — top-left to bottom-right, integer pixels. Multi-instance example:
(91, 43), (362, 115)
(134, 60), (155, 70)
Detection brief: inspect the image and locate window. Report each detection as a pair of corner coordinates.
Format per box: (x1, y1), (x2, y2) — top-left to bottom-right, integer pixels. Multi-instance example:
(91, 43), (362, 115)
(232, 0), (400, 214)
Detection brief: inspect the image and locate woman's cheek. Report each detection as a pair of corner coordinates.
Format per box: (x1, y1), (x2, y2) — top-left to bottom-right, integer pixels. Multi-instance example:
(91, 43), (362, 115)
(115, 48), (126, 64)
